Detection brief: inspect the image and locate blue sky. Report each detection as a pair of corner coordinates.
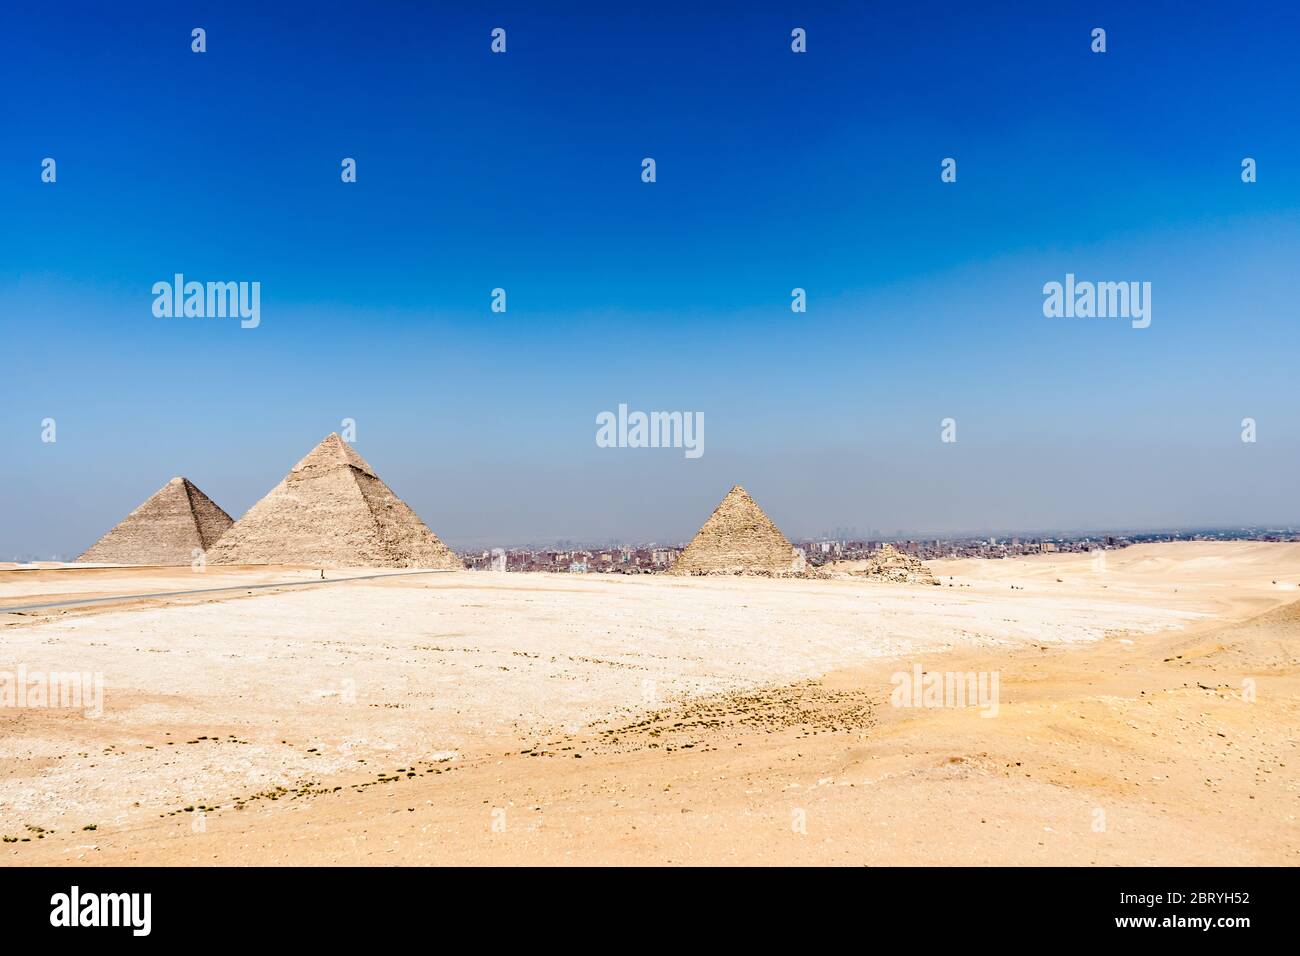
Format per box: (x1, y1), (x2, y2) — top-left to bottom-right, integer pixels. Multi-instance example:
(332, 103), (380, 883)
(3, 2), (1299, 556)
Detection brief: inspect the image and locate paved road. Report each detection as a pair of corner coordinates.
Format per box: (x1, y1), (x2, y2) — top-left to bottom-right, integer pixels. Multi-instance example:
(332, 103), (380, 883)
(0, 569), (457, 614)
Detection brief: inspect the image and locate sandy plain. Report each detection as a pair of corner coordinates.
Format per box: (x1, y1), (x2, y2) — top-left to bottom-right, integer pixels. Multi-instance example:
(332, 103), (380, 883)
(1, 541), (1297, 865)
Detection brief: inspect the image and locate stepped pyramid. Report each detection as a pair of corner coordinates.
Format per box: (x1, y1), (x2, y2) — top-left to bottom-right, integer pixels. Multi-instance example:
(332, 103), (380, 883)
(667, 485), (800, 576)
(208, 433), (462, 569)
(78, 477), (233, 565)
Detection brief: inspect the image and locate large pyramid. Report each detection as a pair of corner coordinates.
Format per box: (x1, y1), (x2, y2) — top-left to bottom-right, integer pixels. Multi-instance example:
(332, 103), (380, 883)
(78, 477), (234, 565)
(667, 485), (800, 576)
(208, 433), (462, 569)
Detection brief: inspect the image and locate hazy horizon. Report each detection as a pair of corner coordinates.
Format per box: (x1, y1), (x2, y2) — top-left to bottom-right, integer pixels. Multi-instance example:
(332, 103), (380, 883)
(5, 3), (1299, 558)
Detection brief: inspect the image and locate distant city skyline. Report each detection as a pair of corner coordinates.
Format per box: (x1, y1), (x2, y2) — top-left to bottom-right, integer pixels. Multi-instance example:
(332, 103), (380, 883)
(459, 526), (1300, 575)
(459, 524), (1300, 555)
(475, 522), (1300, 554)
(4, 4), (1299, 558)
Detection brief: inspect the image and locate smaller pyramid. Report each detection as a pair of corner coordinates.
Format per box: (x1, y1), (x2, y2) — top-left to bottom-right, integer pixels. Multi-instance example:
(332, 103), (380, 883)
(78, 477), (234, 566)
(667, 485), (799, 576)
(815, 544), (938, 585)
(208, 433), (462, 569)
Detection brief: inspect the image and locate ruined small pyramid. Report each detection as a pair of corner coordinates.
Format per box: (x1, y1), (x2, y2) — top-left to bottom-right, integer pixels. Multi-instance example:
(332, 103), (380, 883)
(816, 543), (939, 585)
(208, 433), (462, 569)
(667, 485), (799, 576)
(78, 477), (233, 565)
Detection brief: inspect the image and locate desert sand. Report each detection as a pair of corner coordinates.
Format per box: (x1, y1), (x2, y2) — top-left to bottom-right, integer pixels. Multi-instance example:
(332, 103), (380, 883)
(1, 541), (1297, 865)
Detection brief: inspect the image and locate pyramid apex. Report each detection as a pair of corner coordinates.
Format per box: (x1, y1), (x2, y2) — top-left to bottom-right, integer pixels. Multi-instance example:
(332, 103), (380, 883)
(310, 432), (346, 450)
(286, 432), (376, 478)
